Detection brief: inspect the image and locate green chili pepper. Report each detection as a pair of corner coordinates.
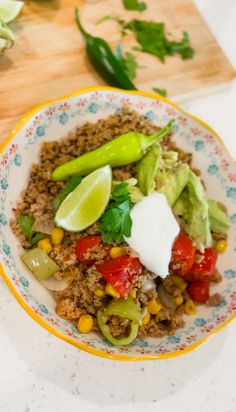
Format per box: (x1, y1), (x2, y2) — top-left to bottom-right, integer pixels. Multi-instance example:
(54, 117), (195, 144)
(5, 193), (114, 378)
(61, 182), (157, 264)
(97, 297), (141, 346)
(75, 9), (136, 90)
(97, 311), (139, 346)
(105, 296), (142, 322)
(52, 120), (174, 181)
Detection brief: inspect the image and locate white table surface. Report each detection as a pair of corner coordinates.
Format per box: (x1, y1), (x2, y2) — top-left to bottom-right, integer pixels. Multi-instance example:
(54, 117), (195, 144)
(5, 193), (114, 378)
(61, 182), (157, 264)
(1, 1), (236, 411)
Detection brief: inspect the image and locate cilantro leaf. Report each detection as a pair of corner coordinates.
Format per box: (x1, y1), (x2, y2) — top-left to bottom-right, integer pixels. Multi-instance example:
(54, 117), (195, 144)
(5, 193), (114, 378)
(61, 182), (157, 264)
(17, 215), (34, 238)
(100, 199), (132, 244)
(31, 233), (46, 245)
(112, 182), (131, 203)
(125, 19), (194, 62)
(17, 215), (45, 246)
(115, 43), (138, 80)
(123, 0), (147, 11)
(152, 87), (167, 97)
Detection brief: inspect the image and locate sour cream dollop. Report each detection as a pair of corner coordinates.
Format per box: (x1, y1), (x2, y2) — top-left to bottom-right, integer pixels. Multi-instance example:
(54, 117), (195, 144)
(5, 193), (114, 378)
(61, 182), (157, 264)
(125, 192), (180, 278)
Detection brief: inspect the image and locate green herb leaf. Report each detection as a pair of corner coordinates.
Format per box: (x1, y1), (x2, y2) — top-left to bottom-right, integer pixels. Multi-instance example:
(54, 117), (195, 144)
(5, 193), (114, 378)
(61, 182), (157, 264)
(115, 43), (138, 80)
(16, 215), (45, 245)
(30, 233), (46, 246)
(52, 175), (82, 211)
(125, 19), (194, 62)
(152, 87), (167, 97)
(112, 181), (131, 203)
(123, 0), (147, 11)
(101, 199), (132, 244)
(17, 215), (34, 238)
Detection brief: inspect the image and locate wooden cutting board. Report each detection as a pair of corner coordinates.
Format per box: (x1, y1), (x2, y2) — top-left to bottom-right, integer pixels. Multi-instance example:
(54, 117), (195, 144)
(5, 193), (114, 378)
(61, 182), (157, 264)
(0, 0), (235, 143)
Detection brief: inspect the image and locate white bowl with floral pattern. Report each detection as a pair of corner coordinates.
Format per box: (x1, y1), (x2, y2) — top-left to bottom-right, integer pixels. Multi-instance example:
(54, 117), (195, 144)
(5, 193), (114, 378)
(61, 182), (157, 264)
(0, 86), (236, 361)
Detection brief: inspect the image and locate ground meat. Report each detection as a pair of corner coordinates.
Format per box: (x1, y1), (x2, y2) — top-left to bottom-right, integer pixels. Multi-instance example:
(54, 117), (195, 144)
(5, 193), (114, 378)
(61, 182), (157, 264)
(212, 232), (227, 241)
(83, 244), (108, 264)
(211, 269), (223, 283)
(107, 315), (130, 338)
(55, 298), (84, 320)
(206, 293), (222, 307)
(50, 244), (77, 271)
(139, 307), (185, 338)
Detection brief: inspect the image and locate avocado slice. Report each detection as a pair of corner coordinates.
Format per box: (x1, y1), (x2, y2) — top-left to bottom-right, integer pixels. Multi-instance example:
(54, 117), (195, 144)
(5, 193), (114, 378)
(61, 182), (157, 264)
(208, 199), (230, 234)
(156, 163), (189, 207)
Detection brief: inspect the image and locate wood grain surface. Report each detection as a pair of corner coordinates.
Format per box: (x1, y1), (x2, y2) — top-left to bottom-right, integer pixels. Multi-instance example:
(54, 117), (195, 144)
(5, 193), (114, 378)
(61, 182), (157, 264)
(0, 0), (235, 144)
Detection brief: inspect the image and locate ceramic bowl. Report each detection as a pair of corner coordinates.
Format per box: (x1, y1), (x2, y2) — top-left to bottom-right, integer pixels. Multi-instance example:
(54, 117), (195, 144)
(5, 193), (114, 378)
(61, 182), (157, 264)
(0, 87), (236, 361)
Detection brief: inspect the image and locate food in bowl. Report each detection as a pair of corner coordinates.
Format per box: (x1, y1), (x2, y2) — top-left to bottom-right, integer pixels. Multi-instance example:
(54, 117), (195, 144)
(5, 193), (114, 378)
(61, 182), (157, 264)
(11, 107), (230, 346)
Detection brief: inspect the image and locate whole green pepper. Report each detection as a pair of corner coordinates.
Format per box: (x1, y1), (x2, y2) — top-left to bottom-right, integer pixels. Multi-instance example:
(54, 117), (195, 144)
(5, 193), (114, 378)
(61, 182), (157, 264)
(75, 9), (136, 90)
(52, 120), (174, 181)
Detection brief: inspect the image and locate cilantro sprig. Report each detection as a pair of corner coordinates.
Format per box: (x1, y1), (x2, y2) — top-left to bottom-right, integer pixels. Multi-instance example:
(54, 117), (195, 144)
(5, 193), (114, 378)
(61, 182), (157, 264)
(17, 215), (45, 246)
(126, 20), (194, 62)
(100, 182), (133, 244)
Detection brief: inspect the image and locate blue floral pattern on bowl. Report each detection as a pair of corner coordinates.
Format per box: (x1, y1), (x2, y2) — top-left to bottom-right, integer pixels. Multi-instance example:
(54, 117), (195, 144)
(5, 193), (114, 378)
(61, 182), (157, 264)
(0, 87), (236, 360)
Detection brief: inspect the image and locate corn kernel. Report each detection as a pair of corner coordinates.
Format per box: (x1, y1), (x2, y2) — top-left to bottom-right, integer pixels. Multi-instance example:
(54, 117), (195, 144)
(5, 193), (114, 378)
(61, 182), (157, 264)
(109, 246), (124, 259)
(37, 239), (52, 254)
(130, 289), (137, 299)
(105, 283), (120, 298)
(171, 275), (187, 291)
(94, 287), (105, 298)
(184, 299), (197, 316)
(183, 290), (190, 301)
(215, 239), (227, 254)
(142, 311), (151, 325)
(175, 295), (184, 306)
(51, 227), (64, 246)
(148, 299), (162, 315)
(77, 314), (93, 334)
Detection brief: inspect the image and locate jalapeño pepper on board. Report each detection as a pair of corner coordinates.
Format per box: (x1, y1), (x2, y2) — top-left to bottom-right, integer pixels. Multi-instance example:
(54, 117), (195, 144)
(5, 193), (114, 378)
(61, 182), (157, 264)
(52, 120), (174, 180)
(75, 8), (136, 90)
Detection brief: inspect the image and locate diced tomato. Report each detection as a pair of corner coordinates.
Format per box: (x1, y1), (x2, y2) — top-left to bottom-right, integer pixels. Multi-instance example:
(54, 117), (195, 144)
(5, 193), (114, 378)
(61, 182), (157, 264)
(170, 234), (196, 276)
(75, 236), (102, 265)
(185, 247), (217, 281)
(96, 255), (142, 298)
(187, 280), (210, 304)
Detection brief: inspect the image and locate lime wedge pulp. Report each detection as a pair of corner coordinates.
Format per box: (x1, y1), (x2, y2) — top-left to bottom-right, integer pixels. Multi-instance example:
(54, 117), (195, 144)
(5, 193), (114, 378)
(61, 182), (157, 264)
(0, 0), (24, 23)
(55, 165), (112, 232)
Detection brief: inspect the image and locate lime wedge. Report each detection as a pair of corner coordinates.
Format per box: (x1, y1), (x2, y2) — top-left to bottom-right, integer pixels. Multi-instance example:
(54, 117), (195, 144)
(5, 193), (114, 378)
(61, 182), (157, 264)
(0, 20), (15, 41)
(0, 0), (24, 23)
(55, 165), (112, 232)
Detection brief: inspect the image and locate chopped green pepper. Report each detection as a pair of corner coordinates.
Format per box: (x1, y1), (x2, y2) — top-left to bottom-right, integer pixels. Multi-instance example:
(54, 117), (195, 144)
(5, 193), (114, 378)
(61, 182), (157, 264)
(52, 120), (174, 181)
(97, 297), (141, 345)
(105, 296), (142, 322)
(21, 248), (59, 281)
(97, 311), (139, 346)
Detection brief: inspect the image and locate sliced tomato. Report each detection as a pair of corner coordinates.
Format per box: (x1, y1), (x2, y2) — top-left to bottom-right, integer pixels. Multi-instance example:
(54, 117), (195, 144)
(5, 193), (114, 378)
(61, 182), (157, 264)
(96, 255), (142, 298)
(187, 280), (210, 304)
(170, 234), (196, 276)
(75, 236), (102, 265)
(185, 247), (217, 281)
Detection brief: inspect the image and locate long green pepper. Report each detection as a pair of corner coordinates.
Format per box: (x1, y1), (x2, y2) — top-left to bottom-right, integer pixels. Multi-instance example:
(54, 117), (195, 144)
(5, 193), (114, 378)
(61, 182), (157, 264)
(75, 9), (136, 90)
(52, 120), (174, 180)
